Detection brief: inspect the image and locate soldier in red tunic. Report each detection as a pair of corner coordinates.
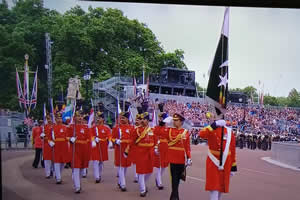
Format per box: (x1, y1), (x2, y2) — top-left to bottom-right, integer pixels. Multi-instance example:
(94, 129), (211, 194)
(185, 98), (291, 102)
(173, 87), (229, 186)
(198, 112), (237, 200)
(111, 112), (134, 191)
(167, 113), (192, 200)
(49, 112), (69, 184)
(153, 112), (169, 190)
(126, 112), (157, 197)
(68, 111), (90, 193)
(32, 120), (43, 168)
(90, 111), (112, 183)
(131, 113), (142, 183)
(40, 114), (54, 179)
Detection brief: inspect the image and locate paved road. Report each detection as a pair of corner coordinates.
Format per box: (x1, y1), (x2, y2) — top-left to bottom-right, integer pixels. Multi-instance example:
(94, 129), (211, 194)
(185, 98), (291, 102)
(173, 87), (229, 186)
(2, 145), (300, 200)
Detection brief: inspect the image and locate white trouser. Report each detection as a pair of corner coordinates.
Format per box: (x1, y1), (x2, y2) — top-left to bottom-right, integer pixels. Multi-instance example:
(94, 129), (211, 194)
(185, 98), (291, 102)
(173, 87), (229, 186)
(44, 160), (52, 177)
(73, 168), (85, 190)
(138, 173), (152, 193)
(155, 167), (166, 186)
(118, 167), (128, 188)
(54, 163), (64, 181)
(81, 168), (87, 177)
(93, 161), (104, 180)
(133, 164), (138, 181)
(210, 190), (222, 200)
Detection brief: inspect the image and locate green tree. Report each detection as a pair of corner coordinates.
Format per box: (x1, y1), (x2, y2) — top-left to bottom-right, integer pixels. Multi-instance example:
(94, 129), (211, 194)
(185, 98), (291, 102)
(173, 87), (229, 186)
(287, 88), (300, 107)
(0, 1), (188, 119)
(263, 95), (278, 106)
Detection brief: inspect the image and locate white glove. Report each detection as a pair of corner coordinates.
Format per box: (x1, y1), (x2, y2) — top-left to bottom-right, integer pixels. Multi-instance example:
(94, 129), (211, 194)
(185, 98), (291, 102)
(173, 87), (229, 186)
(115, 139), (121, 145)
(92, 140), (97, 148)
(48, 141), (55, 147)
(40, 133), (46, 138)
(230, 172), (235, 177)
(70, 137), (76, 143)
(216, 120), (226, 127)
(108, 141), (113, 149)
(123, 152), (128, 158)
(186, 158), (192, 166)
(95, 137), (100, 143)
(154, 147), (160, 155)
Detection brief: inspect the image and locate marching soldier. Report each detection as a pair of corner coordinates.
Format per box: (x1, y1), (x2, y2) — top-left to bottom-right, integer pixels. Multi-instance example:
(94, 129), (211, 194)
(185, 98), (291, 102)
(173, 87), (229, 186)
(32, 120), (44, 168)
(50, 112), (69, 184)
(167, 113), (192, 200)
(125, 112), (157, 197)
(198, 112), (237, 200)
(131, 113), (142, 183)
(111, 112), (134, 192)
(153, 112), (169, 190)
(90, 111), (112, 183)
(81, 114), (90, 178)
(40, 114), (54, 179)
(68, 111), (90, 193)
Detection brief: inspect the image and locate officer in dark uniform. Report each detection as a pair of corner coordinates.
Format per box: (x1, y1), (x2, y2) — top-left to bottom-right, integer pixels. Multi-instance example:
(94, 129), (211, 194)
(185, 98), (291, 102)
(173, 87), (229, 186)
(268, 135), (272, 150)
(252, 134), (257, 150)
(257, 133), (262, 149)
(239, 133), (245, 149)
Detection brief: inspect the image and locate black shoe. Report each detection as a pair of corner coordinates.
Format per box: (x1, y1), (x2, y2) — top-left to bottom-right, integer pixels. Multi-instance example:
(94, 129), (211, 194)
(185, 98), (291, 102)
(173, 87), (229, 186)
(156, 179), (164, 190)
(140, 190), (148, 197)
(134, 180), (138, 183)
(45, 176), (51, 179)
(82, 176), (87, 178)
(56, 180), (62, 184)
(95, 178), (101, 183)
(121, 187), (127, 192)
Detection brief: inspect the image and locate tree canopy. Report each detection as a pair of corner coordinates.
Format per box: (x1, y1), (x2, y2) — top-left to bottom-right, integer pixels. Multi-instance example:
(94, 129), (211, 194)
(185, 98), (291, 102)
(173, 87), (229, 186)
(0, 0), (187, 118)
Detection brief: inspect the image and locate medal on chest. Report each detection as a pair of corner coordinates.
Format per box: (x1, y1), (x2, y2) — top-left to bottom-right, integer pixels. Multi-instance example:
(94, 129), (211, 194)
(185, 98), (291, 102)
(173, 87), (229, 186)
(60, 129), (64, 133)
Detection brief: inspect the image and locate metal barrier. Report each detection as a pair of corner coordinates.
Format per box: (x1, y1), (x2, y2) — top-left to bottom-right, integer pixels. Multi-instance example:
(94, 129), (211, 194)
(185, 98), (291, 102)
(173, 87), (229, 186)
(0, 112), (33, 150)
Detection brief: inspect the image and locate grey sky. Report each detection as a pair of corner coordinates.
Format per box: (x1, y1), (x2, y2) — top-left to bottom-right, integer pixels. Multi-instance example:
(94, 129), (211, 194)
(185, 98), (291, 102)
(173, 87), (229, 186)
(11, 0), (300, 97)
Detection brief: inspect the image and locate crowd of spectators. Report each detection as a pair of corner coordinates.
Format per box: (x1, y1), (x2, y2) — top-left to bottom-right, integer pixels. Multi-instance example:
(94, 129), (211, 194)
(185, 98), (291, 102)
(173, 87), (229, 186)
(155, 100), (300, 136)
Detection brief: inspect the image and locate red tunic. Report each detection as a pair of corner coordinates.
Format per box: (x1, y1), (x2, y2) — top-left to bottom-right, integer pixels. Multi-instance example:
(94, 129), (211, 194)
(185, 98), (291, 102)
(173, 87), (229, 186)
(43, 124), (53, 161)
(32, 126), (42, 148)
(131, 126), (157, 174)
(153, 126), (169, 168)
(90, 125), (111, 162)
(167, 128), (191, 164)
(129, 125), (140, 164)
(52, 124), (69, 163)
(68, 124), (90, 168)
(111, 124), (133, 167)
(198, 126), (237, 193)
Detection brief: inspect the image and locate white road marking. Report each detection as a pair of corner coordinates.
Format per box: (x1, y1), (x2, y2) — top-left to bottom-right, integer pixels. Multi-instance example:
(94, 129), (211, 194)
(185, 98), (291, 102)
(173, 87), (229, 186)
(240, 167), (277, 177)
(186, 175), (205, 182)
(261, 157), (300, 172)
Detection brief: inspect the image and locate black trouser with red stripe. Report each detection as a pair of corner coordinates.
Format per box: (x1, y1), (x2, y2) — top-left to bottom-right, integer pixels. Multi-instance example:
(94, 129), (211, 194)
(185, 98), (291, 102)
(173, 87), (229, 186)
(170, 163), (185, 200)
